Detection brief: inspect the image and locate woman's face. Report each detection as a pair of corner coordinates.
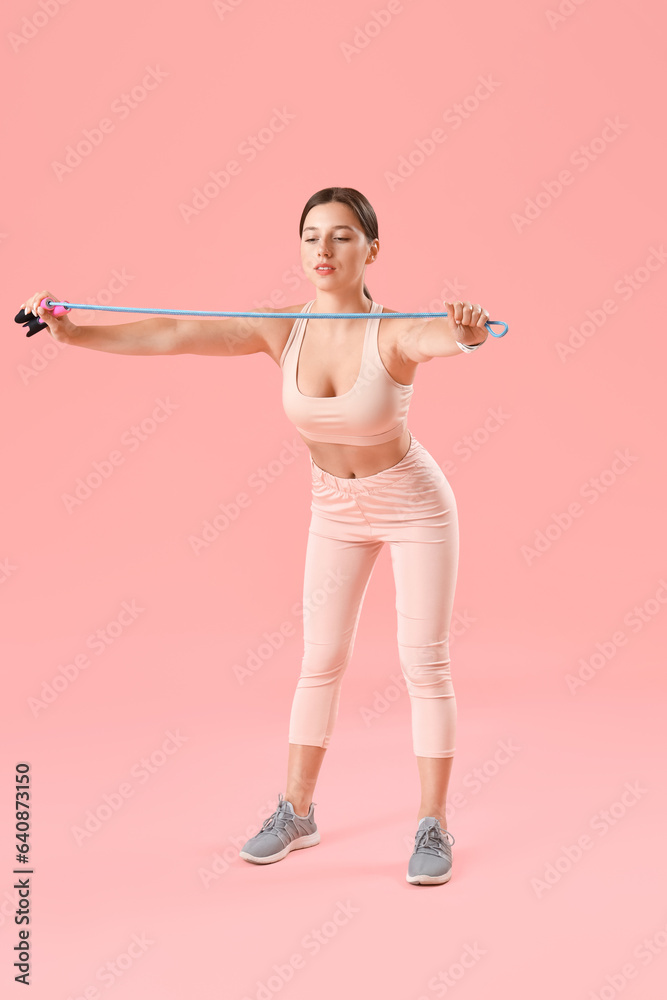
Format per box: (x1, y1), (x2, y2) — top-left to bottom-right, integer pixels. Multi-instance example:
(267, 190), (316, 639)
(301, 201), (378, 292)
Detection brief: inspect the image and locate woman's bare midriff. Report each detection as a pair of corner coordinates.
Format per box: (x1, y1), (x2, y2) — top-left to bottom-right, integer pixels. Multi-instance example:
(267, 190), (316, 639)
(269, 305), (419, 479)
(304, 427), (413, 479)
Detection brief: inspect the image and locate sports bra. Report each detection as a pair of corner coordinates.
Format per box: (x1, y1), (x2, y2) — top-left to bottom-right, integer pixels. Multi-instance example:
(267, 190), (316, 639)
(280, 300), (414, 446)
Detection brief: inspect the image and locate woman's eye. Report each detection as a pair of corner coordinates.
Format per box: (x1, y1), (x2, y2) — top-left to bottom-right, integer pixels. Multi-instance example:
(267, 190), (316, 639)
(305, 237), (350, 242)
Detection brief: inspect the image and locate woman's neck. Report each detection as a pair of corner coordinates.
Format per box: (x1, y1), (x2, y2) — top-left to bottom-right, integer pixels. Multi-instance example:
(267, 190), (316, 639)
(312, 289), (372, 314)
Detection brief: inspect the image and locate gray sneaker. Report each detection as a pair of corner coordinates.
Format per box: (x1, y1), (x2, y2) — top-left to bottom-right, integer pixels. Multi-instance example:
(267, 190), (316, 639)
(239, 793), (320, 864)
(406, 817), (455, 884)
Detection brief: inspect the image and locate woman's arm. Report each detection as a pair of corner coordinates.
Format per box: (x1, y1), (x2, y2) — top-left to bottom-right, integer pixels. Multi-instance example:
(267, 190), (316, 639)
(397, 299), (491, 362)
(173, 313), (281, 357)
(58, 316), (184, 355)
(21, 289), (291, 357)
(61, 315), (271, 357)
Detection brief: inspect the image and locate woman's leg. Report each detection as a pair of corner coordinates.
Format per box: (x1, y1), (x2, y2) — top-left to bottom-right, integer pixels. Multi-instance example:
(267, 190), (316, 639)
(284, 744), (327, 817)
(416, 755), (454, 828)
(286, 526), (383, 810)
(389, 526), (460, 826)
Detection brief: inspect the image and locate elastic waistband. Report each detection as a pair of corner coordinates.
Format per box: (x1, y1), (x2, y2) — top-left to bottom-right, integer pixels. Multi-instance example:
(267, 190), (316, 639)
(310, 432), (423, 494)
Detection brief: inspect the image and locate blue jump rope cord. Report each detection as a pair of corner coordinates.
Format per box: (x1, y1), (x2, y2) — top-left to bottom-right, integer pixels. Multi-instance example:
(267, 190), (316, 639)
(44, 300), (508, 337)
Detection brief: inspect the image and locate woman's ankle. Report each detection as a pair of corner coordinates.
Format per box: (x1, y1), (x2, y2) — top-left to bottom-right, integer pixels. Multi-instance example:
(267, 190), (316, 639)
(285, 794), (311, 816)
(418, 810), (447, 828)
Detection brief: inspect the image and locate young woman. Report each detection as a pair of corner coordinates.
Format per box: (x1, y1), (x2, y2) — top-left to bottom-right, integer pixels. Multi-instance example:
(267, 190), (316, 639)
(22, 186), (490, 886)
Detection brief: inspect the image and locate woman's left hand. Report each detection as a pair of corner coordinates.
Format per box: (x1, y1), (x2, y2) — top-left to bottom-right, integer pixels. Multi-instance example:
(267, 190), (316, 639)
(444, 300), (490, 346)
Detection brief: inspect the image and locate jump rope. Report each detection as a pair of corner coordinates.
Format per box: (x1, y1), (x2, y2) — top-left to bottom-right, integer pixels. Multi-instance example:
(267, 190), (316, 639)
(14, 300), (509, 338)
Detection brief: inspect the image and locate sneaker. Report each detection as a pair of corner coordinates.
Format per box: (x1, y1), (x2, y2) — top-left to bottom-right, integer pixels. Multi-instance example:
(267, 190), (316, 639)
(406, 816), (455, 885)
(239, 793), (320, 864)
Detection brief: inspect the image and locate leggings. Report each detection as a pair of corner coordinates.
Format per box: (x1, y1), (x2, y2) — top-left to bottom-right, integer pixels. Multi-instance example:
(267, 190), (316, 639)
(288, 432), (460, 758)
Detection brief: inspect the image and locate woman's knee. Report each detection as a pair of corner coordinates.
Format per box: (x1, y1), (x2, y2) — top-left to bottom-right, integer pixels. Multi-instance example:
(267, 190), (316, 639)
(297, 643), (352, 686)
(398, 647), (454, 697)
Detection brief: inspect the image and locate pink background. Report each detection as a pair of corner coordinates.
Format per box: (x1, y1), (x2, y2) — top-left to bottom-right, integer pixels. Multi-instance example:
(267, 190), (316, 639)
(2, 0), (666, 996)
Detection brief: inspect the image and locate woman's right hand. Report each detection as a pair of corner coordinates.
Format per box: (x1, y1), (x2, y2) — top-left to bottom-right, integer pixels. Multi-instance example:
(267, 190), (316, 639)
(20, 290), (77, 341)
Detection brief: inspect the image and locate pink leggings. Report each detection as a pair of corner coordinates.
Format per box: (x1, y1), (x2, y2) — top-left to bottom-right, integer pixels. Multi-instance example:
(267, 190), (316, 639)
(288, 432), (460, 758)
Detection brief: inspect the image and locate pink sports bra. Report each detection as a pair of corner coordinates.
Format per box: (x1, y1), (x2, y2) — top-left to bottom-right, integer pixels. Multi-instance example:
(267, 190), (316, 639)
(280, 300), (414, 446)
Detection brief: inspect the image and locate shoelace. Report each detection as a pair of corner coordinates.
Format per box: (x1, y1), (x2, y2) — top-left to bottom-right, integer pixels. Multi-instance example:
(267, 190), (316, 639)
(257, 794), (299, 848)
(414, 821), (455, 856)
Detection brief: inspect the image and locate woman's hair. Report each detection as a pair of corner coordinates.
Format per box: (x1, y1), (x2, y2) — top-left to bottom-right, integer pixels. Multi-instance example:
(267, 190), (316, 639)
(299, 187), (378, 300)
